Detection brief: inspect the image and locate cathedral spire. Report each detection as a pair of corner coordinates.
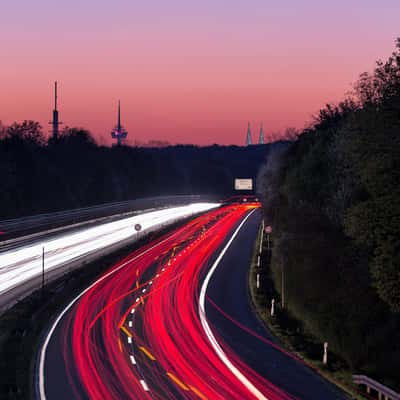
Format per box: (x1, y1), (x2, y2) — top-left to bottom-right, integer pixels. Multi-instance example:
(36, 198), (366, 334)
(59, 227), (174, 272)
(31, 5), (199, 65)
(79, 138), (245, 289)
(246, 122), (252, 146)
(259, 122), (265, 144)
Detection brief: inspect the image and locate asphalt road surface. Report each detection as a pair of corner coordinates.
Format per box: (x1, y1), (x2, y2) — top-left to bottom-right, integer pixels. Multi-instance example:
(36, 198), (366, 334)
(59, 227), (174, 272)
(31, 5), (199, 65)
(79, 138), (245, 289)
(205, 208), (346, 400)
(38, 204), (346, 399)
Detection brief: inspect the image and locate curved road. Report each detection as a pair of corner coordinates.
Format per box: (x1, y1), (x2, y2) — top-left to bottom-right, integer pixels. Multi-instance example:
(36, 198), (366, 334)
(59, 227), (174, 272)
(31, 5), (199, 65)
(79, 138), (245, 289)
(38, 204), (345, 399)
(205, 209), (345, 400)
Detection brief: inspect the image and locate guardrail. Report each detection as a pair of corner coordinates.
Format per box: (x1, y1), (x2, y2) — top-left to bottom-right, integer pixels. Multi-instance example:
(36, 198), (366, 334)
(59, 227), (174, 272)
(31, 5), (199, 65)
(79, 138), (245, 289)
(353, 375), (400, 400)
(0, 195), (216, 239)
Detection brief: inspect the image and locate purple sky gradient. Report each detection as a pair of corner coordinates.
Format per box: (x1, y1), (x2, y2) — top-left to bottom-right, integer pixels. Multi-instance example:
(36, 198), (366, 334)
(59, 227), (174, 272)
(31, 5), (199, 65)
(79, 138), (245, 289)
(1, 0), (399, 145)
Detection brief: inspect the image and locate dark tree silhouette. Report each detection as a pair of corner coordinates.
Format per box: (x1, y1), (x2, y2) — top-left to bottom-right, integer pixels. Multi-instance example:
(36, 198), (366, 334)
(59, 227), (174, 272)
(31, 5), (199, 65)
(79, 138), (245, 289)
(258, 38), (400, 388)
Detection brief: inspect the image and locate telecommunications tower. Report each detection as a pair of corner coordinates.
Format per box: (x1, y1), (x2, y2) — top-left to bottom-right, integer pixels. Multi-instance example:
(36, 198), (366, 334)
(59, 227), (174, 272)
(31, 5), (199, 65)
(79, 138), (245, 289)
(49, 81), (62, 139)
(111, 100), (128, 146)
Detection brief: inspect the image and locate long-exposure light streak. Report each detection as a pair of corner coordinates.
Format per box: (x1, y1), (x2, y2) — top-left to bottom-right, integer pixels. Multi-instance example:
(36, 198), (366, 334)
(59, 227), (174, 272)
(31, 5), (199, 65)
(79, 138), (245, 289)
(0, 202), (218, 296)
(38, 222), (197, 400)
(40, 203), (295, 400)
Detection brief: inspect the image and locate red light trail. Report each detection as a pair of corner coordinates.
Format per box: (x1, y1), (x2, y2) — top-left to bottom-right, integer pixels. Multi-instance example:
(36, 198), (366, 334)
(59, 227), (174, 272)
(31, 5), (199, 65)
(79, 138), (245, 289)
(53, 204), (295, 399)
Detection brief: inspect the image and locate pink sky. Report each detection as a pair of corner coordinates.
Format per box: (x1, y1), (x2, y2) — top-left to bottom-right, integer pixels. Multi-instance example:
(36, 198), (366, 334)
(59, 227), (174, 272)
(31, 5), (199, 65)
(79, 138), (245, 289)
(0, 0), (399, 145)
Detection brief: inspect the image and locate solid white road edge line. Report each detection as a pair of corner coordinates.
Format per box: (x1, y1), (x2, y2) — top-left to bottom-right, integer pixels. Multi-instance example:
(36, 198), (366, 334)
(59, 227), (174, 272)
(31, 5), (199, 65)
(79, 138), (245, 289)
(198, 208), (269, 400)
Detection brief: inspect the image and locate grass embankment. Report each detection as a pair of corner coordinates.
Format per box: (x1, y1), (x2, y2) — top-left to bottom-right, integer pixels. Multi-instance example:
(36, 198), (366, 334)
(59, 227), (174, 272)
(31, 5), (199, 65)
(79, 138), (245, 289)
(248, 223), (368, 400)
(0, 219), (190, 400)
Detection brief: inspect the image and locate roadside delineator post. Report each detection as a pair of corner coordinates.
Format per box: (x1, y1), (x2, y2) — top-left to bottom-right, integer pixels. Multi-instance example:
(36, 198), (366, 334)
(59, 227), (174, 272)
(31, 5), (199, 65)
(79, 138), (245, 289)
(323, 342), (328, 365)
(270, 298), (275, 317)
(265, 225), (272, 250)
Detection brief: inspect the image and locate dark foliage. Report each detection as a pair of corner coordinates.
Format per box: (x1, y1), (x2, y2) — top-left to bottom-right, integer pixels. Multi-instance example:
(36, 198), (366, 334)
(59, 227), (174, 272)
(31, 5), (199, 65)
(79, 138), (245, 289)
(258, 38), (400, 387)
(0, 126), (278, 219)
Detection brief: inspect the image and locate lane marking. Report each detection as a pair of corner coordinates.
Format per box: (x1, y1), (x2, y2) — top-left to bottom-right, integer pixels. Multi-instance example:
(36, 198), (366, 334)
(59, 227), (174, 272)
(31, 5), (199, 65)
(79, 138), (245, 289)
(198, 209), (269, 400)
(38, 225), (188, 400)
(121, 325), (132, 338)
(140, 379), (149, 391)
(130, 355), (136, 365)
(166, 372), (190, 391)
(188, 384), (208, 400)
(139, 346), (156, 361)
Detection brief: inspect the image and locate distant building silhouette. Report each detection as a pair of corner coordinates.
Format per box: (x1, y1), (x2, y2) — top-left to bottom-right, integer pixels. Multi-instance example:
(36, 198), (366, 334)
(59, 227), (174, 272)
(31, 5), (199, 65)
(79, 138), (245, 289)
(49, 81), (62, 139)
(111, 100), (128, 146)
(246, 122), (252, 146)
(259, 122), (265, 144)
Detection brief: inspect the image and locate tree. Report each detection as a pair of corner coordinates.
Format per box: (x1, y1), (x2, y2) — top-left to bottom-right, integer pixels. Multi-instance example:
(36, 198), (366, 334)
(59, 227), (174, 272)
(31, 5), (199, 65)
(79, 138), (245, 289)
(4, 120), (45, 146)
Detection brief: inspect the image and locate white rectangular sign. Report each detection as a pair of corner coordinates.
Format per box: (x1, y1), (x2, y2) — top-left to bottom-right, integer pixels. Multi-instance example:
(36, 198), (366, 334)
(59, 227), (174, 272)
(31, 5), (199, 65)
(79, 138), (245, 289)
(234, 178), (253, 190)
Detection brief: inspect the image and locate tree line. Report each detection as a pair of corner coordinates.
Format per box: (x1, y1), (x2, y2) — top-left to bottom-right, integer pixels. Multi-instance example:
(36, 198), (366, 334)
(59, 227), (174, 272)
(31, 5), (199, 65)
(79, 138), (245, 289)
(258, 38), (400, 387)
(0, 122), (285, 219)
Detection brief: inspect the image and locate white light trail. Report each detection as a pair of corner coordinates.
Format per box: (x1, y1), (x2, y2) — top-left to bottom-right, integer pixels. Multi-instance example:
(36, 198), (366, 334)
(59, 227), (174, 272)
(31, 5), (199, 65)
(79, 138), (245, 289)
(39, 228), (187, 400)
(0, 203), (219, 297)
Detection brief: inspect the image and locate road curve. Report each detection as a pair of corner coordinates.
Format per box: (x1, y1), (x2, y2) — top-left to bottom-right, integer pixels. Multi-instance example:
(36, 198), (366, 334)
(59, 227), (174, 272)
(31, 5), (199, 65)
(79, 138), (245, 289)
(38, 204), (345, 399)
(204, 208), (345, 400)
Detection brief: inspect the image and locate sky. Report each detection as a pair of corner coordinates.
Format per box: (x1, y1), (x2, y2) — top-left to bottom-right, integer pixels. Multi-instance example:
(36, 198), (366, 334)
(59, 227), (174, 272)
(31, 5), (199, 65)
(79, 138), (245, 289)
(0, 0), (399, 146)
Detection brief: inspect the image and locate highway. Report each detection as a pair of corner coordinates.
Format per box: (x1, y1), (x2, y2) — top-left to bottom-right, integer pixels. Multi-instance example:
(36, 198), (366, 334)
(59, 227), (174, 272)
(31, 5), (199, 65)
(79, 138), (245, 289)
(38, 204), (345, 399)
(0, 203), (218, 311)
(205, 209), (345, 400)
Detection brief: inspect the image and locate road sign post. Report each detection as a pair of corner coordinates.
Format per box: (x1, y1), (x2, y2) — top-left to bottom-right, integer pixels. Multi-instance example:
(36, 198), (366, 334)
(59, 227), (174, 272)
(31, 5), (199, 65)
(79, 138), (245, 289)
(134, 224), (142, 232)
(234, 178), (253, 191)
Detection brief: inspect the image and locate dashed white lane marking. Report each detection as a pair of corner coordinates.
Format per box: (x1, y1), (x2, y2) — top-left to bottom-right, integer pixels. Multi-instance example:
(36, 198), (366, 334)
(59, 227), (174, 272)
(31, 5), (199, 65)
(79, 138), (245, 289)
(140, 379), (149, 391)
